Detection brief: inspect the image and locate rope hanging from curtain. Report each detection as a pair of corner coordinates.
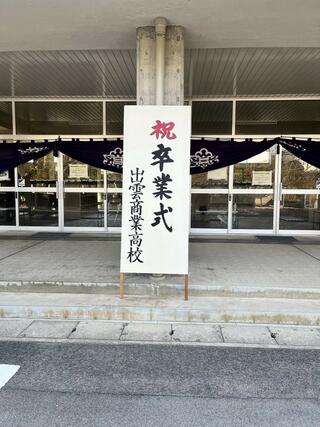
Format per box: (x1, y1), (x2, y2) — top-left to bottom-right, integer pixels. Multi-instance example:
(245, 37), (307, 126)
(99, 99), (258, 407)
(0, 137), (320, 174)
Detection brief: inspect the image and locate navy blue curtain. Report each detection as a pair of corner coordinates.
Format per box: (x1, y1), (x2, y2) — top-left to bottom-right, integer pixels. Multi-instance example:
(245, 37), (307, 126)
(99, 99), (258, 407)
(1, 137), (320, 174)
(280, 138), (320, 170)
(0, 141), (54, 173)
(59, 139), (278, 175)
(190, 139), (277, 174)
(58, 140), (123, 174)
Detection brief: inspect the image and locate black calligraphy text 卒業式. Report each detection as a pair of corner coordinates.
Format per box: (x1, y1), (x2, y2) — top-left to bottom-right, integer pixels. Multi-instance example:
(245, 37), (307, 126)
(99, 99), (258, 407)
(150, 120), (176, 233)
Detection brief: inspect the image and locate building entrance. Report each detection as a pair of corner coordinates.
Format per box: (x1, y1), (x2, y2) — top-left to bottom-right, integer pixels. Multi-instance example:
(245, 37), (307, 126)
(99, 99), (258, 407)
(1, 144), (319, 234)
(191, 145), (320, 234)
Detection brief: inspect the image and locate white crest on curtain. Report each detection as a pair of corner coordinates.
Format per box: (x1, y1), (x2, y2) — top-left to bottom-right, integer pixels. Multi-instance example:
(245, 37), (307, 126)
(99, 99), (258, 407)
(103, 147), (123, 168)
(190, 148), (219, 169)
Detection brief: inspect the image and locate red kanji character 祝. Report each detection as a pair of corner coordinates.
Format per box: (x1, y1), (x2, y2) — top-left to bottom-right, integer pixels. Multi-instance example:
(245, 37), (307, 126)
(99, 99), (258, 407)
(150, 120), (177, 140)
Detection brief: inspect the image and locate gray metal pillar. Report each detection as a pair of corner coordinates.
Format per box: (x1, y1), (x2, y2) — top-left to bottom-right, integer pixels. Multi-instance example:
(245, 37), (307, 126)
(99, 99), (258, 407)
(136, 21), (184, 105)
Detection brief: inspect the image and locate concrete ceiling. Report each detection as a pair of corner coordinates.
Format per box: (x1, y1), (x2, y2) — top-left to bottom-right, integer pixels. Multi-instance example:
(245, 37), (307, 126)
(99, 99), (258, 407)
(1, 0), (320, 52)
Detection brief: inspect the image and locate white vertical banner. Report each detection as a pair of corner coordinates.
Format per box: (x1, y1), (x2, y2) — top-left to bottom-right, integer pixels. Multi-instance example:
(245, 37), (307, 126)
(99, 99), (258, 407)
(120, 106), (191, 275)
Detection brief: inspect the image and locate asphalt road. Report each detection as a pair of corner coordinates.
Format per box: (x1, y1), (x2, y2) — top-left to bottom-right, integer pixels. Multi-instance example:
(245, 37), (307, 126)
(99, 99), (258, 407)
(0, 342), (319, 426)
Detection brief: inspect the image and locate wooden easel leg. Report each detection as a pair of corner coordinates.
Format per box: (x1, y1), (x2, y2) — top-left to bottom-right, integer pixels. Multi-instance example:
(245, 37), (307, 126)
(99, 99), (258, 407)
(184, 274), (189, 301)
(120, 272), (124, 299)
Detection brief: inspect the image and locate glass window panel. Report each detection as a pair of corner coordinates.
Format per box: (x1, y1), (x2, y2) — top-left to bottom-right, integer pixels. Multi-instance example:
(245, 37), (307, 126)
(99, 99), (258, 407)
(191, 194), (228, 229)
(0, 169), (15, 187)
(233, 148), (276, 189)
(192, 101), (232, 135)
(192, 168), (228, 189)
(236, 100), (320, 135)
(107, 171), (122, 189)
(19, 192), (58, 226)
(281, 149), (320, 190)
(107, 193), (122, 227)
(232, 194), (274, 229)
(15, 102), (103, 134)
(280, 194), (320, 230)
(64, 193), (104, 227)
(18, 153), (57, 188)
(63, 156), (104, 188)
(0, 192), (15, 225)
(106, 102), (135, 135)
(0, 102), (13, 134)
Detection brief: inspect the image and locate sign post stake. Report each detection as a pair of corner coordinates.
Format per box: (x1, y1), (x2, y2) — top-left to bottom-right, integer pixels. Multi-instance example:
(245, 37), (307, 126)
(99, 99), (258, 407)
(119, 273), (125, 299)
(184, 274), (189, 301)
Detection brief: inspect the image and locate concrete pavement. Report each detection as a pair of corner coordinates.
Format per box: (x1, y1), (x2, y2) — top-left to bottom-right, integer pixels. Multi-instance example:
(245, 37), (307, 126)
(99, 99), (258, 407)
(0, 232), (320, 326)
(1, 292), (320, 325)
(1, 319), (320, 349)
(0, 232), (320, 291)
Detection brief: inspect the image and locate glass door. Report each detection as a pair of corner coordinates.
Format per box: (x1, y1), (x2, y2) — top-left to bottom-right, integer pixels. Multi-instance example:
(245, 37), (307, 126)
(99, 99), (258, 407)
(278, 146), (320, 233)
(190, 168), (229, 233)
(17, 153), (60, 229)
(0, 168), (16, 229)
(106, 171), (122, 230)
(62, 155), (106, 230)
(230, 147), (277, 233)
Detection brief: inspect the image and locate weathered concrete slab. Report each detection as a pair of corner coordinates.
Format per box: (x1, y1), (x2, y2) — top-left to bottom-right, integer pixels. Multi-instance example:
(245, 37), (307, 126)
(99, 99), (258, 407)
(70, 321), (123, 340)
(270, 326), (320, 346)
(121, 323), (172, 341)
(172, 324), (222, 343)
(1, 292), (320, 325)
(0, 319), (32, 337)
(21, 320), (78, 338)
(0, 240), (38, 266)
(0, 241), (121, 283)
(189, 242), (320, 289)
(295, 245), (320, 260)
(0, 236), (320, 291)
(221, 325), (276, 345)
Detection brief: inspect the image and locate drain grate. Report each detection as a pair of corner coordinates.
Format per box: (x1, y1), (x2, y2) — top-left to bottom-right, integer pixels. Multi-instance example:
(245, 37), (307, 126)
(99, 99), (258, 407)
(256, 236), (297, 244)
(190, 238), (257, 244)
(31, 232), (72, 240)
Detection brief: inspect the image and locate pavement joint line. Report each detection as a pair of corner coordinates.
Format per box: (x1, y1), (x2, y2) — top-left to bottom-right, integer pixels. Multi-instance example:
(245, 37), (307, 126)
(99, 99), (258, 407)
(66, 320), (80, 338)
(292, 244), (320, 263)
(218, 325), (225, 343)
(119, 322), (129, 340)
(17, 319), (35, 338)
(4, 384), (320, 402)
(1, 336), (320, 351)
(266, 326), (279, 344)
(170, 323), (174, 342)
(0, 240), (46, 263)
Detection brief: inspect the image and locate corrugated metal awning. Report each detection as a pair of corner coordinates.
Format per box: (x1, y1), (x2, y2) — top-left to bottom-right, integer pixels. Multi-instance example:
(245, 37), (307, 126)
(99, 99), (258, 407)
(0, 48), (320, 99)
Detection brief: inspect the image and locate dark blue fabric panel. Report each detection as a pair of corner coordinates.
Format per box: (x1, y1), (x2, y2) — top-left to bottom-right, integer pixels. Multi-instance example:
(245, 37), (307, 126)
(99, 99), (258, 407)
(2, 138), (320, 175)
(190, 139), (277, 174)
(58, 140), (123, 174)
(0, 142), (53, 173)
(281, 138), (320, 170)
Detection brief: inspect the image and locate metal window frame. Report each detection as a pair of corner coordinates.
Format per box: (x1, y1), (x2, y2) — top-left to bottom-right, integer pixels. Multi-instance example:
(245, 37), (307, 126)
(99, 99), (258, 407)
(0, 96), (320, 235)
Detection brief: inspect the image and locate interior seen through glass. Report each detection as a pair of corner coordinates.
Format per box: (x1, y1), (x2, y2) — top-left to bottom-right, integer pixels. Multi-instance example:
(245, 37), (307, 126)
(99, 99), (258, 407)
(1, 98), (320, 232)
